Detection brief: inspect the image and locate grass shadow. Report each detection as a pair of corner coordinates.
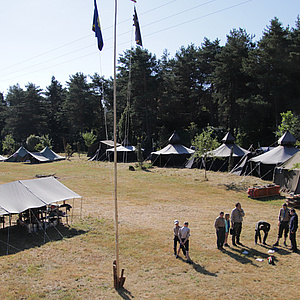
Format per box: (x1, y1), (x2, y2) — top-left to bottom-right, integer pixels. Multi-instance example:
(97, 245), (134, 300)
(0, 224), (87, 256)
(117, 287), (134, 299)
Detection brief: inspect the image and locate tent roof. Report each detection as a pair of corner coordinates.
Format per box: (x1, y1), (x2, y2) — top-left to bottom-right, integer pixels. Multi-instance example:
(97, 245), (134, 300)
(100, 140), (120, 147)
(276, 151), (300, 170)
(0, 181), (47, 215)
(0, 155), (6, 161)
(278, 131), (296, 146)
(222, 132), (235, 144)
(207, 143), (250, 158)
(40, 147), (65, 161)
(249, 145), (299, 165)
(168, 132), (182, 145)
(0, 177), (82, 216)
(151, 144), (195, 155)
(106, 145), (136, 152)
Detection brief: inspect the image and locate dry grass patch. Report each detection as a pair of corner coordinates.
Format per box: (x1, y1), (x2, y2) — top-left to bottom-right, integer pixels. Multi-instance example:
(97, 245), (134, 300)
(0, 156), (299, 299)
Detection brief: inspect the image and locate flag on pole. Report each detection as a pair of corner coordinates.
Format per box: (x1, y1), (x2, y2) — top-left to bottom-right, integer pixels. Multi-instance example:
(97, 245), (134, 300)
(92, 0), (104, 51)
(133, 7), (142, 47)
(131, 0), (137, 2)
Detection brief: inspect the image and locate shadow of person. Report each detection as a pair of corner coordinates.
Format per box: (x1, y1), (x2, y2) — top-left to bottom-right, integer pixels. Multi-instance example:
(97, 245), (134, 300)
(192, 261), (218, 277)
(223, 247), (258, 266)
(117, 287), (134, 300)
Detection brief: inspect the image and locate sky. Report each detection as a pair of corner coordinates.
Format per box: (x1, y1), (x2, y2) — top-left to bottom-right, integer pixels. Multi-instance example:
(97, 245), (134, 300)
(0, 0), (299, 95)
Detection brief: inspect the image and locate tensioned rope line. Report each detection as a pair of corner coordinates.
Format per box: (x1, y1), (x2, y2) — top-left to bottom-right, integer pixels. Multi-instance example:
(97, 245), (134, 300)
(0, 0), (177, 73)
(0, 0), (254, 85)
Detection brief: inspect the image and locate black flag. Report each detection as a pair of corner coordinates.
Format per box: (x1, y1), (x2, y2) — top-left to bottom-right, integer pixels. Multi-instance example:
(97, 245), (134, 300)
(133, 7), (142, 47)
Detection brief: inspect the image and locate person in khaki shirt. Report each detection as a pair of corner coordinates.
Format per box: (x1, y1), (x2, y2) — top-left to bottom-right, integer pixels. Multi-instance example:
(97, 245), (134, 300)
(273, 203), (290, 247)
(215, 212), (226, 250)
(231, 202), (245, 246)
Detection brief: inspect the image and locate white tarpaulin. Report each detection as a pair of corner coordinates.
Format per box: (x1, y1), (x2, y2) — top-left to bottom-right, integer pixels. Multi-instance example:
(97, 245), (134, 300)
(0, 177), (82, 215)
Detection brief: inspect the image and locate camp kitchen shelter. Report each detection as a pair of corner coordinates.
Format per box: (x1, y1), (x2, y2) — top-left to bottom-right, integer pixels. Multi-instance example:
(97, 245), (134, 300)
(248, 131), (299, 181)
(5, 146), (65, 163)
(0, 177), (82, 217)
(274, 151), (300, 194)
(151, 132), (195, 167)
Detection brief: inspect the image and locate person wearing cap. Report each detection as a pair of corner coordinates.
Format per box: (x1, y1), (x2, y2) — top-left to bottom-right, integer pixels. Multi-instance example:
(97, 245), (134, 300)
(289, 208), (298, 253)
(173, 220), (184, 257)
(255, 220), (270, 245)
(231, 202), (245, 246)
(273, 203), (290, 247)
(214, 211), (226, 250)
(178, 221), (192, 264)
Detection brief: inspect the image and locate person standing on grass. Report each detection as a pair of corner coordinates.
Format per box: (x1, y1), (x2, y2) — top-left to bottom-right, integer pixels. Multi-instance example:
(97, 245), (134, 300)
(289, 209), (298, 253)
(214, 212), (226, 250)
(173, 220), (184, 257)
(231, 202), (245, 246)
(255, 220), (270, 245)
(273, 203), (290, 247)
(178, 221), (192, 264)
(224, 213), (230, 247)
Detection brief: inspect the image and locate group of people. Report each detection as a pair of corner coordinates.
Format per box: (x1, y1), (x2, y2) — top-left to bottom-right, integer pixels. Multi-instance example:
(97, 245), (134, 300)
(173, 202), (298, 262)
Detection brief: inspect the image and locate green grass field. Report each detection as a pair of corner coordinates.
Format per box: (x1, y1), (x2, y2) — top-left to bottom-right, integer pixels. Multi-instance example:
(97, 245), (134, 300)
(0, 156), (299, 299)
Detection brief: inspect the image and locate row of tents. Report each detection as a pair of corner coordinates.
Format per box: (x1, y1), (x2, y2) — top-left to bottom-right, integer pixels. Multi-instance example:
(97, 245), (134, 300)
(0, 146), (65, 163)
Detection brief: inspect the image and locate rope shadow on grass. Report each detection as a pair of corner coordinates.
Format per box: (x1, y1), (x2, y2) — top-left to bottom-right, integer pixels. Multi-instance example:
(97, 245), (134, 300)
(0, 225), (87, 256)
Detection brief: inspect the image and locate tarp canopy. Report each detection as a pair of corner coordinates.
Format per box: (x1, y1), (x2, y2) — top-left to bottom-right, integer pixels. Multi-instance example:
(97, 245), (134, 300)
(274, 151), (300, 194)
(0, 155), (6, 161)
(106, 145), (137, 162)
(0, 177), (82, 216)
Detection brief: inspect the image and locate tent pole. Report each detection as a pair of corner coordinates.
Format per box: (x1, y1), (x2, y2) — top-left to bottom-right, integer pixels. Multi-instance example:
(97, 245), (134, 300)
(6, 214), (11, 255)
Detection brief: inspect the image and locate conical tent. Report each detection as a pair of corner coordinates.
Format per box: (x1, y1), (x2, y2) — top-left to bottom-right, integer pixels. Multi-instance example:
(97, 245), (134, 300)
(274, 151), (300, 194)
(249, 131), (299, 180)
(151, 132), (195, 167)
(203, 132), (250, 172)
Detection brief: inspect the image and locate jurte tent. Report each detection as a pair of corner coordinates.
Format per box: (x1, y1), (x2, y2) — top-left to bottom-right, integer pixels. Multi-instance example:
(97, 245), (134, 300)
(151, 132), (195, 167)
(274, 151), (300, 194)
(189, 132), (250, 171)
(248, 131), (299, 180)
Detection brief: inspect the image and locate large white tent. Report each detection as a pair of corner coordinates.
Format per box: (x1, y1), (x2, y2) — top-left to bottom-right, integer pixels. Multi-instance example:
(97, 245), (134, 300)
(0, 177), (82, 216)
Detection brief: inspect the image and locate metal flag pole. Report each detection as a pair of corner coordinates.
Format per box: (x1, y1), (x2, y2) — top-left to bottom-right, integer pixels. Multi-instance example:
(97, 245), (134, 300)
(112, 0), (125, 289)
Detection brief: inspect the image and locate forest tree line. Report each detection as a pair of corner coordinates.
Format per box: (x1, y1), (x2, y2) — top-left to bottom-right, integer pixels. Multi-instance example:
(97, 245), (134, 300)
(0, 17), (299, 155)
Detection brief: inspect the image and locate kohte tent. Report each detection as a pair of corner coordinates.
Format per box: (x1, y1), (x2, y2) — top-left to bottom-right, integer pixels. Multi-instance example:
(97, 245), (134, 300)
(5, 146), (65, 163)
(151, 132), (195, 167)
(248, 131), (299, 181)
(274, 151), (300, 194)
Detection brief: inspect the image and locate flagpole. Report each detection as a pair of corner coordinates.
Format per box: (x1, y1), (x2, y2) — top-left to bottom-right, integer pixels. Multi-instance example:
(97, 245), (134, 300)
(113, 0), (121, 289)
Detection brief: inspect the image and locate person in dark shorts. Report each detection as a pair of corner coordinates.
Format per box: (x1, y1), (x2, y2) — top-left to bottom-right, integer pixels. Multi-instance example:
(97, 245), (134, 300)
(173, 220), (185, 257)
(178, 221), (192, 264)
(255, 220), (270, 245)
(273, 203), (290, 247)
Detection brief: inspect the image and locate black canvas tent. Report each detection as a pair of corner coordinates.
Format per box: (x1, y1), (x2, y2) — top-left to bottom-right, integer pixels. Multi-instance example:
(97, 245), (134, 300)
(274, 151), (300, 194)
(151, 132), (195, 167)
(89, 140), (121, 161)
(188, 132), (250, 171)
(248, 131), (299, 180)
